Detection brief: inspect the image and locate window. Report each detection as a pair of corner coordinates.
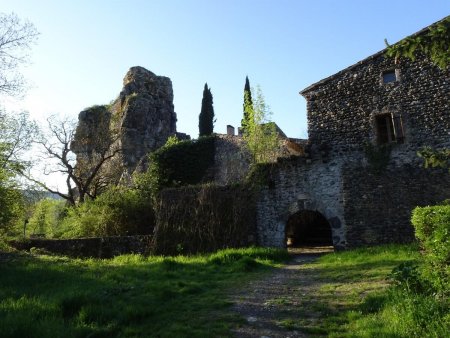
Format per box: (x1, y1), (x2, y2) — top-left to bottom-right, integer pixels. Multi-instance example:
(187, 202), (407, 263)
(382, 70), (397, 84)
(375, 113), (404, 144)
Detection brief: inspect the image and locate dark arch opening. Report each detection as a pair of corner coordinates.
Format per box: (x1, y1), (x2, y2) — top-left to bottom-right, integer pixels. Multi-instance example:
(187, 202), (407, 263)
(285, 210), (333, 247)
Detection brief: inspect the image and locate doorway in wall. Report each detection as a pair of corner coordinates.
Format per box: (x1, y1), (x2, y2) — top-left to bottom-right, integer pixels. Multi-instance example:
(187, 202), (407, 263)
(285, 210), (333, 247)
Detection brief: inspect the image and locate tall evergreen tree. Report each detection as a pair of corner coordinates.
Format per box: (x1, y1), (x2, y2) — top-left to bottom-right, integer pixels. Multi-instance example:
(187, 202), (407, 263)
(198, 83), (215, 136)
(241, 76), (253, 131)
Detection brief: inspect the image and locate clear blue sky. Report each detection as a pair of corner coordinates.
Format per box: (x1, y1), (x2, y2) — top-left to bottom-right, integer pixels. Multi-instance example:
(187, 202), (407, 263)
(2, 0), (449, 139)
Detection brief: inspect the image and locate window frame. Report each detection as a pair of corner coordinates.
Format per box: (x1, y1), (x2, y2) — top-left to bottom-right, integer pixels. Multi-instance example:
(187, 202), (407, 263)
(381, 69), (400, 85)
(375, 113), (405, 145)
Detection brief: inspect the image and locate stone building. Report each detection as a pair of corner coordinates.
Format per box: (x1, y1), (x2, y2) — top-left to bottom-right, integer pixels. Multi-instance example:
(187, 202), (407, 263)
(256, 21), (449, 249)
(71, 21), (448, 252)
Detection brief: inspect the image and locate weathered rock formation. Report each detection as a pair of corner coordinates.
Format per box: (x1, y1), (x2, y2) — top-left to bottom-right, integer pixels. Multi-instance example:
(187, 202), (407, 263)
(113, 66), (177, 172)
(73, 66), (185, 181)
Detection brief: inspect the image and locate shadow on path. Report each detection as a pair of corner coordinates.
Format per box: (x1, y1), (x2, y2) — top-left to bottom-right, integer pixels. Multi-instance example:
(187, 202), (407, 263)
(230, 246), (334, 338)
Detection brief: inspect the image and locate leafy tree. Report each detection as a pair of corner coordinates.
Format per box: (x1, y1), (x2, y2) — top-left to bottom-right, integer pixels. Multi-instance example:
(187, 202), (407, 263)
(0, 111), (38, 234)
(242, 86), (279, 164)
(0, 168), (23, 234)
(0, 12), (39, 97)
(0, 12), (38, 234)
(385, 16), (449, 69)
(198, 83), (215, 136)
(241, 76), (253, 132)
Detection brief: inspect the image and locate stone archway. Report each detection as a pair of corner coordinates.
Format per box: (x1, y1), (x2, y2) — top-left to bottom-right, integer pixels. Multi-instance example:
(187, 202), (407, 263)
(285, 210), (333, 247)
(256, 188), (346, 250)
(279, 198), (346, 250)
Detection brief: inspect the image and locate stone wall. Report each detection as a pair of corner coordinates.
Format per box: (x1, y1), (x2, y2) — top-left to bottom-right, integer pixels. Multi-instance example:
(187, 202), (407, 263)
(255, 156), (346, 249)
(301, 52), (449, 157)
(212, 135), (251, 185)
(212, 134), (309, 186)
(9, 235), (153, 258)
(256, 38), (449, 250)
(343, 165), (450, 247)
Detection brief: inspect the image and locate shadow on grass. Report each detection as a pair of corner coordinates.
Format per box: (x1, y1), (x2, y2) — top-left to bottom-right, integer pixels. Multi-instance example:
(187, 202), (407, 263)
(0, 248), (288, 338)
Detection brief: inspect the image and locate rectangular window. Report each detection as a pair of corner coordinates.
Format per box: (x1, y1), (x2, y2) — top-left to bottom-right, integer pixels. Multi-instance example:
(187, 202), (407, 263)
(375, 113), (404, 144)
(382, 70), (397, 84)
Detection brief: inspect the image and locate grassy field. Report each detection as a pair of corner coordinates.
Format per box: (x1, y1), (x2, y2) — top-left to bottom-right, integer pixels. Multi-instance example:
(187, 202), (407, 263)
(1, 244), (447, 337)
(0, 247), (289, 338)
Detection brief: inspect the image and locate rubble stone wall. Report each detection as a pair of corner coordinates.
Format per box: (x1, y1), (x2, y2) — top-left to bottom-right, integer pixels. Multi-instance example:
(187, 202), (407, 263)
(302, 53), (449, 156)
(9, 235), (153, 258)
(255, 157), (346, 249)
(256, 49), (449, 250)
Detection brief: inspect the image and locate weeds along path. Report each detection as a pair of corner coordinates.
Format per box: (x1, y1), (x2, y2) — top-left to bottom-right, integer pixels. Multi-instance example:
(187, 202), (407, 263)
(230, 247), (333, 338)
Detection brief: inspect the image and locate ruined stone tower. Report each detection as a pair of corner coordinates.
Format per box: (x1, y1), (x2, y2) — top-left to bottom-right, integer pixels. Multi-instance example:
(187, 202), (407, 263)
(72, 66), (180, 180)
(113, 66), (177, 172)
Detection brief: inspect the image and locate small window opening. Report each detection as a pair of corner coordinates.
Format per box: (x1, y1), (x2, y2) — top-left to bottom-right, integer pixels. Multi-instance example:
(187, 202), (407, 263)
(375, 113), (404, 144)
(382, 70), (397, 84)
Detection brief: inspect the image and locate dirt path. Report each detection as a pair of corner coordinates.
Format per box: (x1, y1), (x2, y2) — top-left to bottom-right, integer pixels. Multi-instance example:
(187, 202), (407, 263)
(230, 247), (334, 338)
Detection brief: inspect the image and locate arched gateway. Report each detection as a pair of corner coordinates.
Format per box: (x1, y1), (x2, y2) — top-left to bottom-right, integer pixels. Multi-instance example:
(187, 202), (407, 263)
(286, 210), (332, 247)
(256, 190), (346, 250)
(280, 198), (345, 249)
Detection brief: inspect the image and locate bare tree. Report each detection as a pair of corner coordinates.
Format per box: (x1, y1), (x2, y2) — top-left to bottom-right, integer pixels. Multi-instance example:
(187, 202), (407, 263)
(24, 116), (121, 206)
(0, 12), (39, 97)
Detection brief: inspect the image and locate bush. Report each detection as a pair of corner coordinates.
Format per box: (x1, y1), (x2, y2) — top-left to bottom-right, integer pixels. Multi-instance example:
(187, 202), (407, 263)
(0, 176), (23, 235)
(135, 136), (215, 198)
(27, 198), (67, 238)
(388, 261), (429, 294)
(411, 202), (450, 294)
(61, 187), (154, 238)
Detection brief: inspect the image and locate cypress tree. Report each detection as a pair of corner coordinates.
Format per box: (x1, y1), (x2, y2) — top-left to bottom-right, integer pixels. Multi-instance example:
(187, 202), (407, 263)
(198, 83), (215, 136)
(241, 76), (253, 132)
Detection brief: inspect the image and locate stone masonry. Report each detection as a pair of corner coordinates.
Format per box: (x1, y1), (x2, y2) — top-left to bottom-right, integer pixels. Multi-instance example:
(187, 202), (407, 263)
(112, 66), (178, 173)
(255, 20), (449, 249)
(73, 66), (184, 180)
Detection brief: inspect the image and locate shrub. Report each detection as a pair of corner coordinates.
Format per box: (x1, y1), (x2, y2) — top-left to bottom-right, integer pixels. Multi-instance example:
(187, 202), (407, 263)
(411, 202), (450, 294)
(0, 177), (23, 235)
(61, 187), (154, 238)
(135, 136), (215, 199)
(388, 261), (430, 294)
(27, 198), (67, 238)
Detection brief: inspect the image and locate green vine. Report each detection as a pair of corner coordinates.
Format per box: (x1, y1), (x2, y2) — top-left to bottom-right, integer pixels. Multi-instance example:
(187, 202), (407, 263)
(134, 136), (216, 199)
(417, 147), (450, 173)
(245, 162), (277, 189)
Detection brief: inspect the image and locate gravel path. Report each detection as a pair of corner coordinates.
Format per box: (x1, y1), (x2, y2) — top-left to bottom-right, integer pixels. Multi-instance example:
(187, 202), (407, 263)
(230, 247), (333, 338)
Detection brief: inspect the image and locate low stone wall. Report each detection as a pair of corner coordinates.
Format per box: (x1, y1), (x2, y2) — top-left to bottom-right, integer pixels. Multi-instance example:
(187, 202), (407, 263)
(9, 235), (153, 258)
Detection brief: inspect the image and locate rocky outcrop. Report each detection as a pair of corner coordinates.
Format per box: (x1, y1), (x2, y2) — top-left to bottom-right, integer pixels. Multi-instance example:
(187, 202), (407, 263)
(73, 66), (184, 179)
(112, 66), (178, 172)
(72, 105), (112, 158)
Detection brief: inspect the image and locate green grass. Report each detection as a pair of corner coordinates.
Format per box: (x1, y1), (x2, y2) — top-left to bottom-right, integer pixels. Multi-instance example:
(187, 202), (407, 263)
(2, 244), (448, 337)
(277, 244), (449, 337)
(0, 247), (289, 338)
